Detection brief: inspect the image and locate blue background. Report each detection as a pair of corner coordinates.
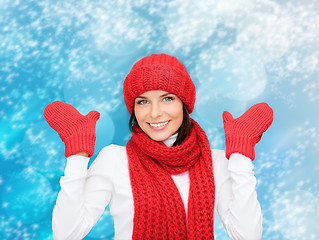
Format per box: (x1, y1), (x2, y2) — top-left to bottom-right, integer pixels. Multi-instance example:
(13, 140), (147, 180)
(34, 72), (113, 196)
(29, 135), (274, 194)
(1, 0), (318, 239)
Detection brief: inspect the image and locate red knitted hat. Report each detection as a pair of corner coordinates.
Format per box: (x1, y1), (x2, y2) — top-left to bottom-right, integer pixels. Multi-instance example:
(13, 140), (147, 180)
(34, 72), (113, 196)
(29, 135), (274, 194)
(123, 53), (196, 114)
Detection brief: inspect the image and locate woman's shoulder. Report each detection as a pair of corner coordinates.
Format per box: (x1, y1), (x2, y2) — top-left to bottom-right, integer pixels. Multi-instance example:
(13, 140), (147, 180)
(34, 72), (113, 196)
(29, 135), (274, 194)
(98, 144), (128, 165)
(89, 144), (128, 173)
(99, 144), (127, 157)
(210, 149), (228, 171)
(211, 149), (227, 161)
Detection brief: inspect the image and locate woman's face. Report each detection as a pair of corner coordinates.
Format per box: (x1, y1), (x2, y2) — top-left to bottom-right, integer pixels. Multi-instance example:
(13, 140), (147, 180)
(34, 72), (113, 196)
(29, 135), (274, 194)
(134, 90), (184, 141)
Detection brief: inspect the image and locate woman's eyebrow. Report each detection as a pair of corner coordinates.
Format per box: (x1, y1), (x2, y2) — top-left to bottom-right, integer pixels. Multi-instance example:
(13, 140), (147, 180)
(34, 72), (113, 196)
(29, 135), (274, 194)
(136, 93), (172, 99)
(160, 93), (172, 97)
(136, 96), (147, 99)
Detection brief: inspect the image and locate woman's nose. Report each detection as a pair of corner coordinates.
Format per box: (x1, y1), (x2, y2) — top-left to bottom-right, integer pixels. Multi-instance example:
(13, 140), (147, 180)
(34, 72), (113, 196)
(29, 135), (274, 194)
(150, 102), (162, 118)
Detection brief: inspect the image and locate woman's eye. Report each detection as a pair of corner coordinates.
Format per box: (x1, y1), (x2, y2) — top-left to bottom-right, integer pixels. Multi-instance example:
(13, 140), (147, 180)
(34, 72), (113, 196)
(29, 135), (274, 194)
(163, 96), (173, 102)
(137, 99), (148, 105)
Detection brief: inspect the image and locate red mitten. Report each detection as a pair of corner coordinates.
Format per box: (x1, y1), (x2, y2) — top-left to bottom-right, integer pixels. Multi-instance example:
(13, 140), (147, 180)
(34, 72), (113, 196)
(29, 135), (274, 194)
(43, 101), (100, 157)
(222, 102), (273, 160)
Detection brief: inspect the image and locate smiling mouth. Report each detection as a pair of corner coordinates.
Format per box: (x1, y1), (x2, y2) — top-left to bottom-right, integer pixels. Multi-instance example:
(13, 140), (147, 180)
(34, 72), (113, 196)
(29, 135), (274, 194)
(149, 121), (169, 128)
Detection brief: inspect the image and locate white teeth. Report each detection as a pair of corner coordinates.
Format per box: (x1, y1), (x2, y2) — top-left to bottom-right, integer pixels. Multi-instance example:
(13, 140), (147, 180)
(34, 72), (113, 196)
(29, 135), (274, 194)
(150, 121), (169, 128)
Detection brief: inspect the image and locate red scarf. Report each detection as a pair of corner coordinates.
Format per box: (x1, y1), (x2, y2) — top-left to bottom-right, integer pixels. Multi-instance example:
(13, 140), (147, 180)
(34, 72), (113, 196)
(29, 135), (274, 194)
(126, 118), (215, 239)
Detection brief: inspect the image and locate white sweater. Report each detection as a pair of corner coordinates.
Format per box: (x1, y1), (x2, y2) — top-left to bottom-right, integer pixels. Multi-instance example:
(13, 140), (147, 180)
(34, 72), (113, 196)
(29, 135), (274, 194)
(52, 135), (263, 240)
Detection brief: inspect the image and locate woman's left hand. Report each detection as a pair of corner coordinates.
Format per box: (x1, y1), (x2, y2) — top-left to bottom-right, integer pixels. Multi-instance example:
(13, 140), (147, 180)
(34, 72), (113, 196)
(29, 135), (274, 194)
(222, 102), (273, 160)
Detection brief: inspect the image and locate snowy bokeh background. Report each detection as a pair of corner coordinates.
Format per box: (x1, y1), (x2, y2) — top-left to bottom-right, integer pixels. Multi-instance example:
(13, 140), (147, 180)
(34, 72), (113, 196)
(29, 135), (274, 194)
(0, 0), (318, 239)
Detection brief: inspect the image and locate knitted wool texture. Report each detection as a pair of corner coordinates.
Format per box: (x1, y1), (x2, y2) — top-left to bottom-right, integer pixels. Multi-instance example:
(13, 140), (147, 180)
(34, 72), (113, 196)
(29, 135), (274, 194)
(126, 119), (215, 239)
(123, 53), (196, 114)
(223, 102), (273, 160)
(43, 101), (100, 157)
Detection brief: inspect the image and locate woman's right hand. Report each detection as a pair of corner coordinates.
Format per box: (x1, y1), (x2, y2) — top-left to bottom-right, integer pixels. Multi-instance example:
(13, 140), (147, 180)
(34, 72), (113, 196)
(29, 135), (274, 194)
(43, 101), (100, 157)
(222, 102), (273, 160)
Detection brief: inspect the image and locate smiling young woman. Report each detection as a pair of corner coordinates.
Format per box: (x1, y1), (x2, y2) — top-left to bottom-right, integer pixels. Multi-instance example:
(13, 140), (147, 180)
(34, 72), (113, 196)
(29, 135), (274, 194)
(44, 53), (273, 240)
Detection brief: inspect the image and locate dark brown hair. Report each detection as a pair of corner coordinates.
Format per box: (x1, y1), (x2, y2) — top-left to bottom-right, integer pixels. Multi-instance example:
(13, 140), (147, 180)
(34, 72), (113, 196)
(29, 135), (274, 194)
(129, 104), (193, 146)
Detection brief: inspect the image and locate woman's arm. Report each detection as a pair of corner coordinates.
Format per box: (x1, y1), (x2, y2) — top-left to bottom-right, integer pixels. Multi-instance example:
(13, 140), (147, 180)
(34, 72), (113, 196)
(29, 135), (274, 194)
(216, 102), (273, 239)
(215, 151), (262, 240)
(43, 101), (114, 239)
(52, 146), (115, 240)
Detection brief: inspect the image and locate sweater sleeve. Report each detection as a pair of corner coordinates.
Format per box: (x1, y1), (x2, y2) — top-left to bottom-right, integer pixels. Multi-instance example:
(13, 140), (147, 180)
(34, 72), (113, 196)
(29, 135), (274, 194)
(52, 145), (115, 240)
(215, 151), (263, 240)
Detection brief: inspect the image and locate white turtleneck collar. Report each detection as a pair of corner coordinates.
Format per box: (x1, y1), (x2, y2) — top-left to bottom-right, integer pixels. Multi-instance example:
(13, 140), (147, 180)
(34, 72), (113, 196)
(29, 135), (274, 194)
(162, 133), (178, 147)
